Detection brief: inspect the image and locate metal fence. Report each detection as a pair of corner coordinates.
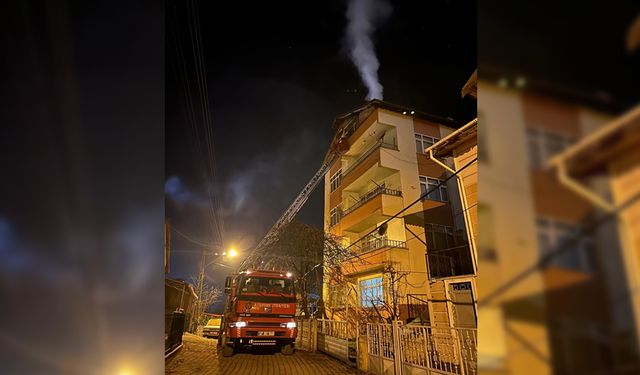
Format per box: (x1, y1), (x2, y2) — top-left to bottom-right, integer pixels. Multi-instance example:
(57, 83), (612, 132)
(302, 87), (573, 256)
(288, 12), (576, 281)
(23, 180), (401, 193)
(399, 325), (477, 375)
(317, 319), (357, 366)
(299, 318), (477, 375)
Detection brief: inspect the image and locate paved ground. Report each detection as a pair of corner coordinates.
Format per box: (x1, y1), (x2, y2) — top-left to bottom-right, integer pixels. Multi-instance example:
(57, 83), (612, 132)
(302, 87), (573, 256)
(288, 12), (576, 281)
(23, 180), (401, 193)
(166, 333), (361, 375)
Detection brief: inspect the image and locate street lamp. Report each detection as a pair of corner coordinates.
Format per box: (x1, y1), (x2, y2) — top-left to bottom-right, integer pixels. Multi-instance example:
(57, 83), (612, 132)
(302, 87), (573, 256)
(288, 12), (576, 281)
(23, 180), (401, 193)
(228, 248), (238, 258)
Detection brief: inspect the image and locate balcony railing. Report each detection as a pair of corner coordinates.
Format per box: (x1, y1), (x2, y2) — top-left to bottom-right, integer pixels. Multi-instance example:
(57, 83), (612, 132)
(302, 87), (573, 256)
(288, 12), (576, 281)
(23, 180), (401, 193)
(342, 138), (398, 177)
(342, 185), (402, 217)
(355, 237), (407, 254)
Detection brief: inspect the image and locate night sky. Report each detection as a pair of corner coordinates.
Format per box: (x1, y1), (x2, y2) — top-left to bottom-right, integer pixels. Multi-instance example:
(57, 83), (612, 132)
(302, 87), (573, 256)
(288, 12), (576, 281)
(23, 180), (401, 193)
(0, 0), (638, 369)
(165, 0), (478, 293)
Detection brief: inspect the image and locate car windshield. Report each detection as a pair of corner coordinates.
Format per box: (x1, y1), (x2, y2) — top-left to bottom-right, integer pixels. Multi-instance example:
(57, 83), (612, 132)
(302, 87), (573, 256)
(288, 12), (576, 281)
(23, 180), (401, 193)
(206, 318), (221, 327)
(239, 276), (294, 295)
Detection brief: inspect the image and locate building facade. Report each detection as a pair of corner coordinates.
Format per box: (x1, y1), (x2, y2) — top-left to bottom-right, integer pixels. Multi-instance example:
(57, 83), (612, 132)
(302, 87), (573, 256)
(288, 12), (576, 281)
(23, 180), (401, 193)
(322, 100), (475, 326)
(478, 75), (634, 375)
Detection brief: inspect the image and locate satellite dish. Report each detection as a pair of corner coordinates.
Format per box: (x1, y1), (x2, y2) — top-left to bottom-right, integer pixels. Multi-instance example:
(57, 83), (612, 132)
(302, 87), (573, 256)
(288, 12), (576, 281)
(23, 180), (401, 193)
(378, 222), (388, 236)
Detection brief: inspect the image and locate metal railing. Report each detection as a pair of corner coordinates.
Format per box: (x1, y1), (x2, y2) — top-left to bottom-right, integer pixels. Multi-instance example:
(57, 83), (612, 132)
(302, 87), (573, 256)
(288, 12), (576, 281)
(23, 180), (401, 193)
(367, 323), (395, 360)
(356, 237), (407, 254)
(342, 185), (402, 216)
(343, 139), (398, 177)
(427, 245), (475, 279)
(399, 325), (477, 375)
(317, 319), (355, 340)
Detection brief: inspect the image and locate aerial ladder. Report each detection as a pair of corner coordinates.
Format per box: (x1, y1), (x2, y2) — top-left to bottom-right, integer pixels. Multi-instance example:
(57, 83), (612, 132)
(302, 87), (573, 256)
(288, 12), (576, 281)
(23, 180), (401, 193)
(239, 115), (357, 270)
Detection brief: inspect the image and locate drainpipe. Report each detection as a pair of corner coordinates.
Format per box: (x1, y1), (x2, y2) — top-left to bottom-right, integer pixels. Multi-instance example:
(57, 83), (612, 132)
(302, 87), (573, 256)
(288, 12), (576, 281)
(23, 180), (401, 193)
(553, 161), (614, 213)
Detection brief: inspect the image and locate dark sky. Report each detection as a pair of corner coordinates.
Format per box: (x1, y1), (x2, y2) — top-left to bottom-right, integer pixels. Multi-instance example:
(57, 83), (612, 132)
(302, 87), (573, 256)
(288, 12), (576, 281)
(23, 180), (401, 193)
(165, 0), (478, 289)
(479, 0), (640, 109)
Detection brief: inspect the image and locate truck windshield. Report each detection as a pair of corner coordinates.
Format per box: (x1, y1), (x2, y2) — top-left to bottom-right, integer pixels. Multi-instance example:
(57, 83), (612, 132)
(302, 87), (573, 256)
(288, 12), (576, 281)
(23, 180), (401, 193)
(238, 277), (294, 296)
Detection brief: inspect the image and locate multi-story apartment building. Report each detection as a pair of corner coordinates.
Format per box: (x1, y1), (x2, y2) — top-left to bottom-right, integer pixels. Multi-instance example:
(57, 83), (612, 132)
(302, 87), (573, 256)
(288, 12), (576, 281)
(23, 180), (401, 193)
(322, 100), (475, 324)
(478, 73), (635, 375)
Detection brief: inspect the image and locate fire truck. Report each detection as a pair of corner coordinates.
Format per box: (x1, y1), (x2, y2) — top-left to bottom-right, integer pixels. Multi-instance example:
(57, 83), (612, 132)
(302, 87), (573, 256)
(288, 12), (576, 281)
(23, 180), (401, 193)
(218, 269), (297, 356)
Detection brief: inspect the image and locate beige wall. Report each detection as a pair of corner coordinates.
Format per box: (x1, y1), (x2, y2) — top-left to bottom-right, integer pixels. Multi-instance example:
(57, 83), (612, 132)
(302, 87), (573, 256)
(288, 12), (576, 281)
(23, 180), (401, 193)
(479, 82), (551, 375)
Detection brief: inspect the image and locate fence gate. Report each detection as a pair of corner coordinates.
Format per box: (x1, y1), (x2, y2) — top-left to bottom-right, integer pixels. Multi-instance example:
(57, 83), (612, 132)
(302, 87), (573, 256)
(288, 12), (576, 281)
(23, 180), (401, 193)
(317, 319), (357, 366)
(367, 322), (477, 375)
(367, 322), (397, 375)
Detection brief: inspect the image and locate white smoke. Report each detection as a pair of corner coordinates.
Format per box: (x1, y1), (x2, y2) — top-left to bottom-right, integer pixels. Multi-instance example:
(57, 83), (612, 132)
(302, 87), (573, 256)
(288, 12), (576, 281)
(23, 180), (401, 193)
(345, 0), (392, 100)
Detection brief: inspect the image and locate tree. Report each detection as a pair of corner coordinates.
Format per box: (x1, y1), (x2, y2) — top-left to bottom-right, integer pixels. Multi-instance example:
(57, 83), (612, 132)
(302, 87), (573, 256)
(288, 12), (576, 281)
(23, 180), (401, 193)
(191, 254), (222, 329)
(261, 220), (325, 317)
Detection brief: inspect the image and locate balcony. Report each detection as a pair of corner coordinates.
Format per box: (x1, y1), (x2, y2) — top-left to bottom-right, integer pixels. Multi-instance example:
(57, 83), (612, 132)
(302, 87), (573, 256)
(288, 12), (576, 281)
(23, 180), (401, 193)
(342, 186), (402, 217)
(341, 237), (408, 276)
(340, 192), (404, 233)
(342, 138), (398, 178)
(354, 237), (407, 254)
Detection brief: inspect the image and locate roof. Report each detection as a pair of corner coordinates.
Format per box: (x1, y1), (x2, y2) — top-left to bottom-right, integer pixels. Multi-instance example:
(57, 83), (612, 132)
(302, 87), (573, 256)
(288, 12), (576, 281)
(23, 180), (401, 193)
(332, 99), (461, 131)
(461, 69), (477, 99)
(548, 105), (640, 176)
(324, 99), (464, 164)
(481, 66), (626, 114)
(427, 118), (478, 158)
(165, 277), (199, 300)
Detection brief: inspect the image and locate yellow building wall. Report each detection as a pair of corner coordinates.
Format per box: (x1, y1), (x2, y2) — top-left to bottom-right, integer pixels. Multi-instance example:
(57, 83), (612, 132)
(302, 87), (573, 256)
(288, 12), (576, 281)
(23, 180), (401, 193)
(479, 82), (551, 375)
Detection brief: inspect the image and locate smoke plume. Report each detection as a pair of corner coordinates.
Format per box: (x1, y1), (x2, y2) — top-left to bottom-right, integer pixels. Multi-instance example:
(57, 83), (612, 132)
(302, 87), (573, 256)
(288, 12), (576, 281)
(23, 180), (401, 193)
(345, 0), (392, 100)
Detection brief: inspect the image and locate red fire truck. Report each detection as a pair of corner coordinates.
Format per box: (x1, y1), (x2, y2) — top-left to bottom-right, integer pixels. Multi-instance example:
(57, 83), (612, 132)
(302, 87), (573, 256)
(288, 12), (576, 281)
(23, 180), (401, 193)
(218, 270), (297, 356)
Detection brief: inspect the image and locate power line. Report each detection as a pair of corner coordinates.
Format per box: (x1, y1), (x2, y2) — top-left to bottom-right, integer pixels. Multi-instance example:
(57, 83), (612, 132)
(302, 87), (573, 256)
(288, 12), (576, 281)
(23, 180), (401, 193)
(170, 225), (215, 247)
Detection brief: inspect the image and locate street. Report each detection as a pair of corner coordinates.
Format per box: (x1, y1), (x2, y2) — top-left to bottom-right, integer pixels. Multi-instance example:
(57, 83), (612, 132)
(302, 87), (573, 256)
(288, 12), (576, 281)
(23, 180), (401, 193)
(165, 333), (361, 375)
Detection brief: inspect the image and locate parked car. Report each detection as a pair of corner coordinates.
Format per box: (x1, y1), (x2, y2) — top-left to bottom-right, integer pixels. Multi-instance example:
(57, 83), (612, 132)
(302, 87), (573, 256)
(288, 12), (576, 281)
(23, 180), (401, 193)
(203, 317), (222, 338)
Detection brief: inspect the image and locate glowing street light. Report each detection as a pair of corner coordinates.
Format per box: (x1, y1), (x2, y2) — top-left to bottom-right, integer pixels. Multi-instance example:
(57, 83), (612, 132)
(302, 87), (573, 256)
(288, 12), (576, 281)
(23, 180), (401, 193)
(228, 248), (238, 258)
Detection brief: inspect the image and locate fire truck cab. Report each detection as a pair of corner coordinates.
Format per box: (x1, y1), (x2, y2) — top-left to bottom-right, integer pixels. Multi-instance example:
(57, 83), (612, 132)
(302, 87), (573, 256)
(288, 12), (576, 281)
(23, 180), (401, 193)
(218, 270), (297, 356)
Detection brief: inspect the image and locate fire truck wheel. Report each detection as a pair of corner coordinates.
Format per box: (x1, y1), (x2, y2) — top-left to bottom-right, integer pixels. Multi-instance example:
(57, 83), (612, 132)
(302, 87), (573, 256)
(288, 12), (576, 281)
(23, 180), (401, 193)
(281, 344), (294, 355)
(222, 344), (234, 357)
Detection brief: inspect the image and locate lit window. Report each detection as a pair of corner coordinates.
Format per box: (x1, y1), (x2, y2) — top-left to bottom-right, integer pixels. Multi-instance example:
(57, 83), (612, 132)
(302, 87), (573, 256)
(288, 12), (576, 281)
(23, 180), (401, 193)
(420, 176), (448, 202)
(330, 170), (342, 192)
(360, 276), (384, 307)
(415, 133), (440, 154)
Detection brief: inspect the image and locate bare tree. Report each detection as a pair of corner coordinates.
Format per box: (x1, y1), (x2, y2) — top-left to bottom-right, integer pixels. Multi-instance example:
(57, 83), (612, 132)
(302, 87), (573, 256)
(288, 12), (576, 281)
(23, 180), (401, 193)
(258, 220), (325, 317)
(191, 257), (222, 329)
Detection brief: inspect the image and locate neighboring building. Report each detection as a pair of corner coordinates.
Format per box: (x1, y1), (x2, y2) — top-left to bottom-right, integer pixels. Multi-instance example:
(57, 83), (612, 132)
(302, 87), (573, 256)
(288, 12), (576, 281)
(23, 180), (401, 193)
(322, 100), (473, 324)
(426, 69), (479, 331)
(165, 278), (198, 332)
(549, 106), (640, 371)
(478, 72), (634, 375)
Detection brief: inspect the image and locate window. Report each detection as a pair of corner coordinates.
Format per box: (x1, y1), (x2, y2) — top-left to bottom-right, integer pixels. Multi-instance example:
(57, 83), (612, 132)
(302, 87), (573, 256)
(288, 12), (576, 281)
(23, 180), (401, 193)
(239, 277), (294, 295)
(536, 217), (592, 272)
(424, 223), (455, 251)
(527, 128), (576, 168)
(330, 169), (342, 192)
(330, 207), (341, 227)
(420, 176), (448, 202)
(415, 133), (440, 154)
(360, 276), (384, 307)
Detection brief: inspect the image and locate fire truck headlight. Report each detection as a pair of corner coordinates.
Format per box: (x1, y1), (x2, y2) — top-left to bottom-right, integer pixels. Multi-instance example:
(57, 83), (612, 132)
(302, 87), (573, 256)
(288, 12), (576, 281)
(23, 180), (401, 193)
(286, 322), (296, 329)
(230, 321), (246, 328)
